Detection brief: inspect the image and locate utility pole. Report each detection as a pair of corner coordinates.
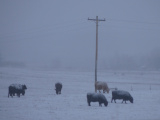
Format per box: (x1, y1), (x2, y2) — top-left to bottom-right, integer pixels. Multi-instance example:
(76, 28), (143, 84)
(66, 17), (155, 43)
(88, 16), (105, 92)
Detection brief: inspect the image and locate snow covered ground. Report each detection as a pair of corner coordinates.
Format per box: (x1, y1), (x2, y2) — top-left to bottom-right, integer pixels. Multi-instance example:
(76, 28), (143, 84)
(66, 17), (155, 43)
(0, 67), (160, 120)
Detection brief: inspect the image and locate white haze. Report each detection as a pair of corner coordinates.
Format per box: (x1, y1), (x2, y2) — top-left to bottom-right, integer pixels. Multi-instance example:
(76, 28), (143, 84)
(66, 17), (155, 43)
(0, 0), (160, 70)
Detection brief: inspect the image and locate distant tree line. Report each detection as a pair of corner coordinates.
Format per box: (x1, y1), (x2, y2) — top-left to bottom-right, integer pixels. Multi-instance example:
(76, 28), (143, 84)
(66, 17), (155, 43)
(99, 50), (160, 71)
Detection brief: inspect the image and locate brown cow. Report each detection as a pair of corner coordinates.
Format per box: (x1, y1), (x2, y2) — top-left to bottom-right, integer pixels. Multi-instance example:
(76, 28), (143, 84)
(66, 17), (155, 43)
(95, 81), (109, 93)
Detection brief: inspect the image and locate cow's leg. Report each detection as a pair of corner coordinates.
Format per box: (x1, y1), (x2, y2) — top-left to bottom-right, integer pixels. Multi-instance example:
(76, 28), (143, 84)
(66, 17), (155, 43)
(114, 99), (116, 103)
(99, 90), (101, 93)
(95, 88), (97, 93)
(103, 90), (105, 93)
(99, 102), (102, 107)
(88, 102), (91, 106)
(10, 92), (13, 97)
(17, 93), (20, 97)
(122, 100), (124, 103)
(56, 89), (58, 95)
(111, 98), (113, 103)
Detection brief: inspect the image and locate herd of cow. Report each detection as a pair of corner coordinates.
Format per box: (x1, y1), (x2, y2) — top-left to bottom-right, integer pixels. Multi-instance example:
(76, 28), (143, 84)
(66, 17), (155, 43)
(8, 81), (133, 107)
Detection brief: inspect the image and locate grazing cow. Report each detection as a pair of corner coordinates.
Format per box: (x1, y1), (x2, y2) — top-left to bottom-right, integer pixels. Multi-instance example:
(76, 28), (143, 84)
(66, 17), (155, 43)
(55, 82), (62, 95)
(95, 81), (109, 93)
(111, 90), (133, 103)
(87, 93), (108, 107)
(8, 84), (27, 98)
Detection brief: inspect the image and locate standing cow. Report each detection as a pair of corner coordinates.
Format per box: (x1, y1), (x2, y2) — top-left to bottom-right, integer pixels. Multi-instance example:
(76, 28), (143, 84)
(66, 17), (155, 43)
(8, 84), (27, 98)
(87, 93), (108, 107)
(55, 82), (62, 95)
(111, 90), (133, 103)
(95, 81), (109, 93)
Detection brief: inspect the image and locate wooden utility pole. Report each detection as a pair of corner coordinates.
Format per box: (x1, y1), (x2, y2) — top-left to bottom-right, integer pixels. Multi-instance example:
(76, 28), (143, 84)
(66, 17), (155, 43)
(88, 16), (105, 91)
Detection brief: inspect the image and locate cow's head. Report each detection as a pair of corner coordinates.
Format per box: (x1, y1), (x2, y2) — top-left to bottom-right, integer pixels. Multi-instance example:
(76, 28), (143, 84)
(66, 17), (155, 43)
(22, 85), (27, 90)
(130, 96), (133, 103)
(106, 89), (109, 93)
(55, 88), (61, 94)
(104, 101), (108, 106)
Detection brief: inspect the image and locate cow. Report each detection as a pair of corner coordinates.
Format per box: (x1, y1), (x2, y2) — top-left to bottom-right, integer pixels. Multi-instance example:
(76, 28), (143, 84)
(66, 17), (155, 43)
(8, 84), (27, 98)
(87, 93), (108, 107)
(111, 90), (133, 103)
(55, 82), (62, 95)
(95, 81), (109, 93)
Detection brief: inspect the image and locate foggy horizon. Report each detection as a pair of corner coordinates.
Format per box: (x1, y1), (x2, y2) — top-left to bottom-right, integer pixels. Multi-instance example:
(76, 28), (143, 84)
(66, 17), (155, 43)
(0, 1), (160, 71)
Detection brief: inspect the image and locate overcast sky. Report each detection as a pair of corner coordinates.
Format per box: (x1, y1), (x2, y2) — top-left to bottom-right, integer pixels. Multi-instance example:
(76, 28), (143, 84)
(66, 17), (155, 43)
(0, 0), (160, 70)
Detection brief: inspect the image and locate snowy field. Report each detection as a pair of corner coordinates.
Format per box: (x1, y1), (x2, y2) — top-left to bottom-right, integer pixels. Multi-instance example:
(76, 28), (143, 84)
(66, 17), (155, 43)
(0, 67), (160, 120)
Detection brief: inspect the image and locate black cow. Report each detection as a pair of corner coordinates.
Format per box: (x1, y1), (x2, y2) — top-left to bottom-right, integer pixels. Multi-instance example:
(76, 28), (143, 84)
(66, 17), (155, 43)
(8, 84), (27, 98)
(111, 90), (133, 103)
(55, 82), (62, 95)
(87, 93), (108, 107)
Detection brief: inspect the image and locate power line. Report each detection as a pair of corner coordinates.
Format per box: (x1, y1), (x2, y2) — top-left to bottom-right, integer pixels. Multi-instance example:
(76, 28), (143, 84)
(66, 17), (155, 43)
(107, 18), (160, 25)
(0, 19), (88, 39)
(0, 20), (90, 42)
